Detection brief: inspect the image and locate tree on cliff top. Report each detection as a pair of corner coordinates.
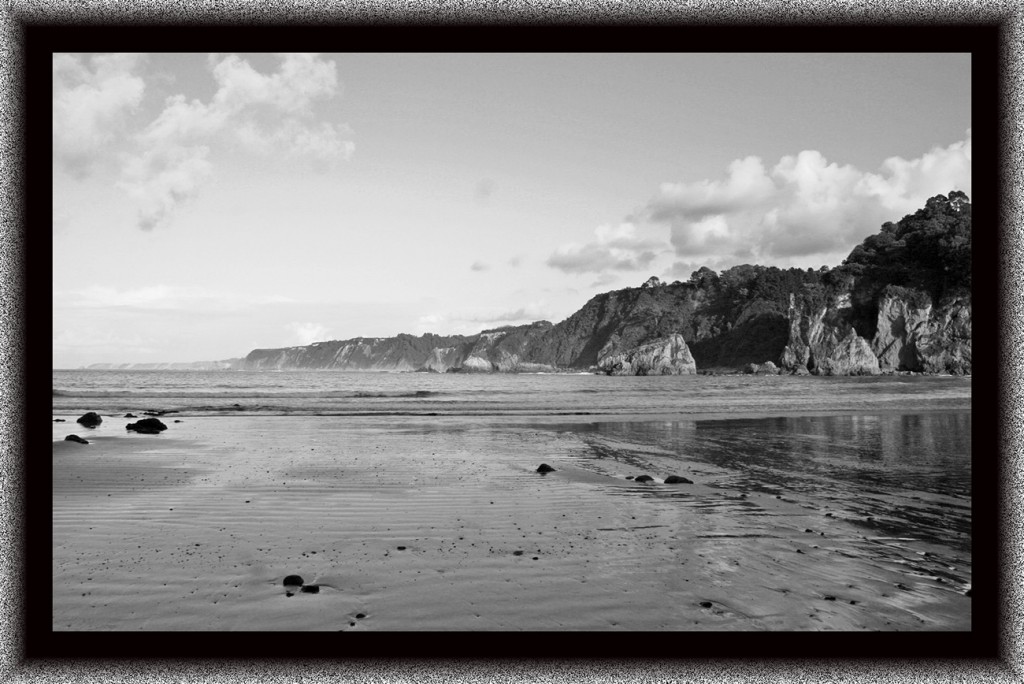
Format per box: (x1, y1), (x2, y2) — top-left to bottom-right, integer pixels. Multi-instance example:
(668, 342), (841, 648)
(840, 190), (971, 302)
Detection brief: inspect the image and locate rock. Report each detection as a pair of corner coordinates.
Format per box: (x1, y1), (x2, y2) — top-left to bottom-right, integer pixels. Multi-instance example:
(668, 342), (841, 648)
(300, 585), (320, 594)
(53, 418), (66, 422)
(76, 412), (103, 428)
(283, 575), (304, 587)
(664, 475), (693, 484)
(597, 334), (697, 376)
(745, 360), (781, 375)
(779, 293), (880, 376)
(64, 434), (89, 444)
(536, 463), (556, 473)
(458, 356), (495, 373)
(126, 418), (168, 434)
(872, 292), (971, 374)
(698, 601), (713, 608)
(125, 413), (136, 418)
(634, 475), (654, 483)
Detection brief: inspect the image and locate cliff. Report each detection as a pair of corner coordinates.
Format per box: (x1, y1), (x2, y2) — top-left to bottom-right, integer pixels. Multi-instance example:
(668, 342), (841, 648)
(237, 191), (971, 376)
(780, 190), (972, 376)
(779, 292), (881, 376)
(240, 322), (559, 373)
(86, 359), (242, 371)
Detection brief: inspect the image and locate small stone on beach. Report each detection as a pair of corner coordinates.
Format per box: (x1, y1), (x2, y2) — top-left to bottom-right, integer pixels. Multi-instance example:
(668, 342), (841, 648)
(126, 418), (168, 434)
(283, 575), (304, 587)
(64, 434), (89, 444)
(536, 464), (555, 473)
(76, 412), (103, 428)
(634, 475), (654, 483)
(300, 585), (320, 594)
(664, 475), (693, 484)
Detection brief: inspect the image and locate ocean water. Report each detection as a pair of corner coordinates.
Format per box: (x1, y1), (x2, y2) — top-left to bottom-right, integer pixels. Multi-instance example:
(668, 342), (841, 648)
(52, 369), (972, 418)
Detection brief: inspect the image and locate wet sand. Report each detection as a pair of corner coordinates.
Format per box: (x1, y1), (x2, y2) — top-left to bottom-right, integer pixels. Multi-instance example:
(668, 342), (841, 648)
(52, 413), (971, 631)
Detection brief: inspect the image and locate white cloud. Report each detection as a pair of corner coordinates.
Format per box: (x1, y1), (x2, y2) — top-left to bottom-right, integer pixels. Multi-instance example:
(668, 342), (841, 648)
(288, 322), (331, 345)
(116, 53), (353, 231)
(53, 53), (146, 175)
(57, 285), (291, 311)
(547, 222), (669, 274)
(645, 132), (972, 269)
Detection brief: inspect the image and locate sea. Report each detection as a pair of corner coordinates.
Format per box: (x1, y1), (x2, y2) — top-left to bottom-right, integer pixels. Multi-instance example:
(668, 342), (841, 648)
(52, 368), (972, 418)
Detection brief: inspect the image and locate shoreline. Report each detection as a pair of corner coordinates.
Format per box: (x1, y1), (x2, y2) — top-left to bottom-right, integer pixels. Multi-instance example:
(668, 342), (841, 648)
(53, 410), (971, 631)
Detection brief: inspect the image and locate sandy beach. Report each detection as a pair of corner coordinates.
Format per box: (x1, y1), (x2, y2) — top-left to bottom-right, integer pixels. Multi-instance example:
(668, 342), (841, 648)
(51, 410), (971, 632)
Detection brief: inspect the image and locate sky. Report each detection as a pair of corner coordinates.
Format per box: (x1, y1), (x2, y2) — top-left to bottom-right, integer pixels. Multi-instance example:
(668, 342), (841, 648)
(52, 52), (972, 368)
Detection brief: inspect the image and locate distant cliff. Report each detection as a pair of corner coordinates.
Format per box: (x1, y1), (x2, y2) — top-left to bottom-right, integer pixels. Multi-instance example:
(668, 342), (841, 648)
(87, 359), (242, 371)
(237, 191), (971, 376)
(239, 323), (561, 373)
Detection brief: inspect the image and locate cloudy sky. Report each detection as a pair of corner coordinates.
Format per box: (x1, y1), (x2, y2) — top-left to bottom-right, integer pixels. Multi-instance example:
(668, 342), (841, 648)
(52, 52), (971, 368)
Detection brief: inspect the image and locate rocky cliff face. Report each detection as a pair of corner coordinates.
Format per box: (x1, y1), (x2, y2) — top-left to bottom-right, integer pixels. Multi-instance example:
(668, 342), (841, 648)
(780, 293), (880, 376)
(596, 334), (697, 376)
(870, 292), (971, 374)
(780, 290), (971, 375)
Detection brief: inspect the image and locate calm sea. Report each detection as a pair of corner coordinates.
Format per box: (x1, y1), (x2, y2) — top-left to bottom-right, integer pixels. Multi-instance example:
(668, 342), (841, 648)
(52, 369), (972, 418)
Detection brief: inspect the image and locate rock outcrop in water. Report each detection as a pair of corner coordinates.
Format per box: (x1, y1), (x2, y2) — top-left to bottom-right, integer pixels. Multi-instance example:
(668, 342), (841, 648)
(235, 192), (971, 377)
(596, 334), (696, 376)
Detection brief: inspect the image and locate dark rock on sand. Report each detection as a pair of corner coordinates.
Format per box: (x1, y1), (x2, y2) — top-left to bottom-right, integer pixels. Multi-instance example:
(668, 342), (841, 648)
(664, 475), (693, 484)
(536, 463), (556, 473)
(126, 418), (168, 434)
(54, 418), (66, 422)
(64, 434), (89, 444)
(625, 476), (635, 480)
(125, 413), (136, 418)
(698, 601), (713, 608)
(300, 585), (320, 594)
(634, 475), (654, 483)
(283, 575), (304, 587)
(76, 412), (103, 428)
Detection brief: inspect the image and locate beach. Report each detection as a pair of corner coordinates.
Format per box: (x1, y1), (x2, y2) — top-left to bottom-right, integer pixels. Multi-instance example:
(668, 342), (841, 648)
(52, 406), (972, 632)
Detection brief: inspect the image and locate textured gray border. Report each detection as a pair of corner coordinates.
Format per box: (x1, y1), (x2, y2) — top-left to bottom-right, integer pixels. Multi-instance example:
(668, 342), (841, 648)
(2, 1), (1020, 682)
